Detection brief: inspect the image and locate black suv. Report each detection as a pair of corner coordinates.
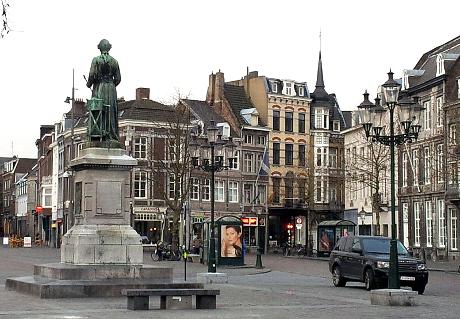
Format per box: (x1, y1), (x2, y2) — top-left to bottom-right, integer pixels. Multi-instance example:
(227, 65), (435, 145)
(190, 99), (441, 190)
(329, 236), (429, 294)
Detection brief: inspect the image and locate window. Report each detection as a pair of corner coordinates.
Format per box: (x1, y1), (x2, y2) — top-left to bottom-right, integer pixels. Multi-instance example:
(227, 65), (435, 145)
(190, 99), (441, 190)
(412, 149), (419, 186)
(285, 178), (293, 205)
(458, 78), (460, 99)
(244, 153), (254, 173)
(316, 180), (322, 202)
(436, 96), (443, 127)
(426, 201), (433, 247)
(333, 121), (340, 132)
(449, 124), (456, 145)
(201, 179), (210, 201)
(298, 113), (306, 133)
(228, 181), (239, 203)
(273, 143), (280, 165)
(271, 82), (277, 93)
(315, 108), (329, 129)
(316, 147), (326, 167)
(272, 178), (280, 204)
(244, 184), (253, 204)
(244, 134), (253, 145)
(402, 152), (408, 187)
(191, 178), (199, 200)
(285, 82), (292, 95)
(423, 101), (431, 130)
(330, 186), (337, 202)
(437, 144), (444, 183)
(438, 199), (446, 247)
(256, 185), (266, 205)
(414, 202), (421, 247)
(424, 147), (431, 184)
(134, 137), (147, 159)
(285, 112), (293, 132)
(451, 208), (458, 250)
(273, 110), (280, 131)
(298, 179), (306, 202)
(168, 175), (181, 200)
(298, 86), (304, 96)
(285, 144), (293, 165)
(329, 148), (337, 168)
(58, 148), (64, 171)
(229, 151), (239, 170)
(215, 180), (224, 202)
(134, 171), (147, 199)
(298, 144), (306, 166)
(257, 135), (266, 146)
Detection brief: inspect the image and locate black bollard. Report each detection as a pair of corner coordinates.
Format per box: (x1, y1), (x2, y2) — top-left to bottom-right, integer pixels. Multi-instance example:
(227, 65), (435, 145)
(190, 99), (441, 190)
(255, 246), (263, 269)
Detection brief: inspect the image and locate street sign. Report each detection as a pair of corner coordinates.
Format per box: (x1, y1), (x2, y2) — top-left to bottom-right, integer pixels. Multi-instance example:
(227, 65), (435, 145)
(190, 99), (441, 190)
(23, 237), (32, 248)
(296, 217), (302, 224)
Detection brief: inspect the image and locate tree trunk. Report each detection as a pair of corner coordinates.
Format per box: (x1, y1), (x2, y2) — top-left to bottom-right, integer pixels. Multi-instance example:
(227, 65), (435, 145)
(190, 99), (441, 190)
(170, 208), (181, 252)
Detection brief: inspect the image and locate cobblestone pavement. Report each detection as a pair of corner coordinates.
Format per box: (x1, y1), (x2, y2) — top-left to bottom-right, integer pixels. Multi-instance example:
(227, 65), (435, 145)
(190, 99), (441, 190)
(1, 246), (460, 319)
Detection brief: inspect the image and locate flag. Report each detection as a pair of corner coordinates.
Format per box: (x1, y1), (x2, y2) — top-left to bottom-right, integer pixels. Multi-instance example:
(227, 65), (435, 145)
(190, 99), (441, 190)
(257, 144), (269, 176)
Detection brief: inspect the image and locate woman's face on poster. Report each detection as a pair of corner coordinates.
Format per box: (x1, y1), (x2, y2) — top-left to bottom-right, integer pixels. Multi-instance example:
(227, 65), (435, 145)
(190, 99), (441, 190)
(226, 227), (240, 246)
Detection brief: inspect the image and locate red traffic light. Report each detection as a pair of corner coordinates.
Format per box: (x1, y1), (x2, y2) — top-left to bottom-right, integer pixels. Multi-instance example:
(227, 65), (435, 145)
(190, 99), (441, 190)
(286, 223), (294, 230)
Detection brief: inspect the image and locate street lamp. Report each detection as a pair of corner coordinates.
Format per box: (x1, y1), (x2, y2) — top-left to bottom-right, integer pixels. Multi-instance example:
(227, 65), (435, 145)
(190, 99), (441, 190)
(359, 207), (366, 234)
(189, 121), (237, 273)
(357, 70), (424, 289)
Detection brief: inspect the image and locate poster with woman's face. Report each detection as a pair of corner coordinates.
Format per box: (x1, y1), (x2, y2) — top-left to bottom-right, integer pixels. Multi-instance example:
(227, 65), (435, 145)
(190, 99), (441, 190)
(220, 225), (243, 258)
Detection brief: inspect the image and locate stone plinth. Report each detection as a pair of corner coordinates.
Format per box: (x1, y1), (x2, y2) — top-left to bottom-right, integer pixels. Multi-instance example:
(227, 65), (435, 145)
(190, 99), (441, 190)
(197, 272), (228, 284)
(370, 289), (418, 306)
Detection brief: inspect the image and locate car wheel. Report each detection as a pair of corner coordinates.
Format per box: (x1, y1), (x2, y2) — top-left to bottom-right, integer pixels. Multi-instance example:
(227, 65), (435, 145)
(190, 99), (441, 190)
(412, 283), (426, 295)
(364, 268), (375, 291)
(332, 265), (346, 287)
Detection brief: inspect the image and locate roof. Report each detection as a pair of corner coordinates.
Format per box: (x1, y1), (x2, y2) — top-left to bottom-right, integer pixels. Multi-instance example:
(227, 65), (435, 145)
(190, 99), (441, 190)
(223, 84), (266, 126)
(408, 35), (460, 88)
(318, 220), (356, 227)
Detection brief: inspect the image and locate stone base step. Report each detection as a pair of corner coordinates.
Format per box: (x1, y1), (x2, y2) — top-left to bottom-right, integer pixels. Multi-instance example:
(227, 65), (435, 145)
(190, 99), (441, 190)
(5, 276), (203, 299)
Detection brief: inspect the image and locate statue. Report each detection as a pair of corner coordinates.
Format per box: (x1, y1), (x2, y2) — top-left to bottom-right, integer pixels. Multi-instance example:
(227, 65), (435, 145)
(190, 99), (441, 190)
(86, 39), (121, 143)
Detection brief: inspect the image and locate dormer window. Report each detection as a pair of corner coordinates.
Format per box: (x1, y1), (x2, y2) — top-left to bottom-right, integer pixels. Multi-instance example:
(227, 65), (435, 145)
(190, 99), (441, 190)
(436, 54), (445, 76)
(271, 82), (278, 93)
(298, 86), (304, 96)
(217, 122), (230, 139)
(284, 82), (293, 96)
(333, 120), (340, 132)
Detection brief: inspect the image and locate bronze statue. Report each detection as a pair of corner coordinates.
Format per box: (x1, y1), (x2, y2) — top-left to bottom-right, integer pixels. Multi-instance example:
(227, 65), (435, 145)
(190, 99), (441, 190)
(86, 39), (121, 142)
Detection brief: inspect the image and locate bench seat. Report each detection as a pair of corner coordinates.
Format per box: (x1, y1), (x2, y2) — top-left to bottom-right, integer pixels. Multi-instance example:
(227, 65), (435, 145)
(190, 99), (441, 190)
(123, 288), (220, 310)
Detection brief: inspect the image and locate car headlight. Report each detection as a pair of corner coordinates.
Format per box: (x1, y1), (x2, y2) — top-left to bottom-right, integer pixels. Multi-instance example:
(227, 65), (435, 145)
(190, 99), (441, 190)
(376, 261), (390, 269)
(417, 263), (426, 271)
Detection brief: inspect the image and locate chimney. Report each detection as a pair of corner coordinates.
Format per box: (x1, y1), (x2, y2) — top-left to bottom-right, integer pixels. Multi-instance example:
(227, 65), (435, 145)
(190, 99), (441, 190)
(136, 87), (150, 100)
(74, 99), (86, 118)
(206, 73), (216, 106)
(214, 70), (225, 103)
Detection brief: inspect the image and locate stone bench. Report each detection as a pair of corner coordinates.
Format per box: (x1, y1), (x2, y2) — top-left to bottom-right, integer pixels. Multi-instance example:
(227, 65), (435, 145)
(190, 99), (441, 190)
(122, 288), (220, 310)
(186, 254), (201, 263)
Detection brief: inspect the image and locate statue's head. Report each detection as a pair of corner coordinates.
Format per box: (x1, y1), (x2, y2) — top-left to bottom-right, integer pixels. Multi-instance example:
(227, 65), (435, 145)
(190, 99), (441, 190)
(97, 39), (112, 53)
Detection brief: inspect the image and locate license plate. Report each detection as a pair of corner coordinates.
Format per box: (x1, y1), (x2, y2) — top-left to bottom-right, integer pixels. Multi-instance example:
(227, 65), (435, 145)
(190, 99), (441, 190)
(400, 276), (415, 281)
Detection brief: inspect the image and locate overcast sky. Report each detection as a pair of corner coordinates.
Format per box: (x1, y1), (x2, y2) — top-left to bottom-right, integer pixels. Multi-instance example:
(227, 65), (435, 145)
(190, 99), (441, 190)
(1, 0), (459, 158)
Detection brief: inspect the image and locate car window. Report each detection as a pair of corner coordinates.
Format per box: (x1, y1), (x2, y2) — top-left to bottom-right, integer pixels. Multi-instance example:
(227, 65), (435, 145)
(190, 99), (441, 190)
(352, 238), (361, 250)
(344, 237), (353, 252)
(334, 237), (346, 251)
(362, 238), (409, 255)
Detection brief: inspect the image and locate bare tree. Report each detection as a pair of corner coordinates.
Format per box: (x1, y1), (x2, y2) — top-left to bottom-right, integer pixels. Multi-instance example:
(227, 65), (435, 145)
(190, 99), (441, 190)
(345, 128), (391, 235)
(150, 97), (194, 252)
(1, 0), (10, 38)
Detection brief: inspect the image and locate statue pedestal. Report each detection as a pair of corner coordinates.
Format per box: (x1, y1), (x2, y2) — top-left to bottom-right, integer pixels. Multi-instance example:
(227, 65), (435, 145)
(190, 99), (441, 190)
(62, 147), (141, 265)
(6, 147), (176, 298)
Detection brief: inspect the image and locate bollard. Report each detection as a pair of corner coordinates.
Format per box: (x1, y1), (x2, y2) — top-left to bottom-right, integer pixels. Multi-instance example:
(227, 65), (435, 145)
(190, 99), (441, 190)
(255, 246), (263, 269)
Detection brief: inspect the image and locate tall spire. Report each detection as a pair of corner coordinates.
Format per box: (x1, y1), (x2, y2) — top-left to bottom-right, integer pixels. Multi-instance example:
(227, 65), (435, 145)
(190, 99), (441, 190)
(316, 51), (325, 89)
(313, 50), (328, 99)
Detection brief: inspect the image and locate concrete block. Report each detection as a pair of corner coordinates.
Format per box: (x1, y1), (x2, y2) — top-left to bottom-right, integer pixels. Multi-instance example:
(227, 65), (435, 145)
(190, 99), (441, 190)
(94, 244), (127, 264)
(370, 289), (418, 306)
(196, 272), (228, 284)
(73, 244), (95, 264)
(127, 245), (143, 264)
(160, 295), (192, 310)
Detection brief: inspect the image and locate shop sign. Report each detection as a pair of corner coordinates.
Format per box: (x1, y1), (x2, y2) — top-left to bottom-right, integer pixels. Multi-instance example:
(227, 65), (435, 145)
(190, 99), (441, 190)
(134, 206), (166, 213)
(23, 237), (32, 248)
(241, 217), (258, 227)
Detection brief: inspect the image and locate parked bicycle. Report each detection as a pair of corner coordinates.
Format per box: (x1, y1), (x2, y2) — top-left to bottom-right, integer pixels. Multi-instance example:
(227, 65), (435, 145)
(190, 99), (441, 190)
(296, 245), (318, 258)
(150, 242), (182, 261)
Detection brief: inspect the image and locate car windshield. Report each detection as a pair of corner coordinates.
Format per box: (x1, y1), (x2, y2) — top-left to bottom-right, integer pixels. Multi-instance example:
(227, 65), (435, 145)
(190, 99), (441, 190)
(362, 238), (408, 255)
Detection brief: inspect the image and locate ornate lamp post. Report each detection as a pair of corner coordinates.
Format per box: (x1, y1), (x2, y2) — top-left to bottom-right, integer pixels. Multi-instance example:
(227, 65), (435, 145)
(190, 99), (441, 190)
(189, 121), (237, 273)
(357, 71), (424, 289)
